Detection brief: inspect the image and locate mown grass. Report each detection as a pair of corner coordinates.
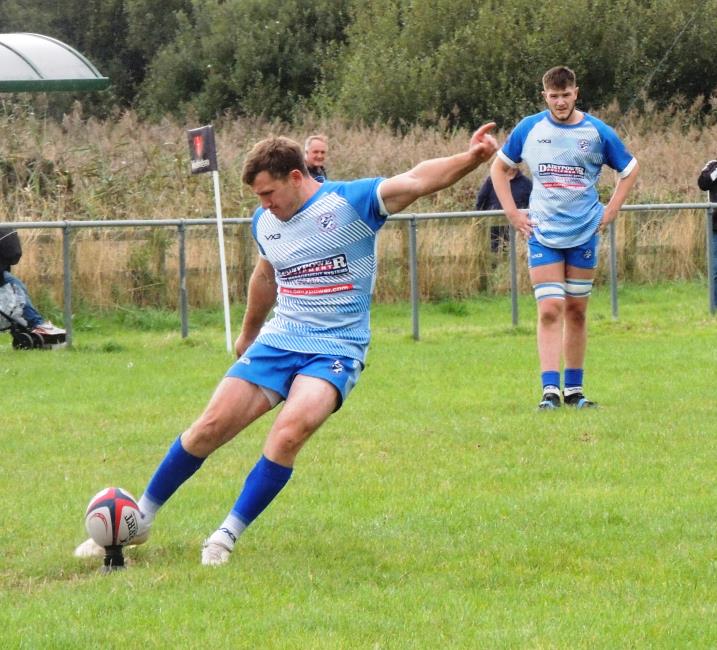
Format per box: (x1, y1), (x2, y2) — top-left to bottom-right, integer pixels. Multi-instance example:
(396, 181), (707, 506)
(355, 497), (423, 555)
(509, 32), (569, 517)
(1, 281), (716, 648)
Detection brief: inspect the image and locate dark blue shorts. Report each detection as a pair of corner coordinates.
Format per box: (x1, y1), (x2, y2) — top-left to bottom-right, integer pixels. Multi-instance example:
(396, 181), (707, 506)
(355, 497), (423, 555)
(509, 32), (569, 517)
(527, 233), (599, 269)
(226, 342), (363, 409)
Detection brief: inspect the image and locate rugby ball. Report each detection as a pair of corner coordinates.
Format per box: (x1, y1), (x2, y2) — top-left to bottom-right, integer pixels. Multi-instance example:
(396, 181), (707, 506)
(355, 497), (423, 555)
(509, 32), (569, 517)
(84, 487), (141, 547)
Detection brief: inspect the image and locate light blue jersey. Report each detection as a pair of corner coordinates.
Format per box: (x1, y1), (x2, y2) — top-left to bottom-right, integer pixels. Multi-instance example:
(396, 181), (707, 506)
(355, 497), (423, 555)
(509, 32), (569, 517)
(251, 178), (388, 362)
(498, 110), (637, 248)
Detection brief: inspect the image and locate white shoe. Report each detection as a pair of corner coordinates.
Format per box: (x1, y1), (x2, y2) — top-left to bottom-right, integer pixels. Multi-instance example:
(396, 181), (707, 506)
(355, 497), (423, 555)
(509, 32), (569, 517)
(74, 537), (105, 558)
(201, 528), (236, 566)
(32, 321), (66, 336)
(132, 513), (152, 545)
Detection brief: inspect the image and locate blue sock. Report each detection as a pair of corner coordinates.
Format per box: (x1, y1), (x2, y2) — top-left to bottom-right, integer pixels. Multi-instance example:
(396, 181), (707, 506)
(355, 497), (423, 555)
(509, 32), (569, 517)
(564, 368), (584, 389)
(231, 455), (293, 526)
(143, 436), (205, 506)
(541, 370), (560, 392)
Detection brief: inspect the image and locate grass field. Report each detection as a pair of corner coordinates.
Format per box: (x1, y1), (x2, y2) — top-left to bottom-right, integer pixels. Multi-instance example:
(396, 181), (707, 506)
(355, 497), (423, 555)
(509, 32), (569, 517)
(2, 282), (716, 648)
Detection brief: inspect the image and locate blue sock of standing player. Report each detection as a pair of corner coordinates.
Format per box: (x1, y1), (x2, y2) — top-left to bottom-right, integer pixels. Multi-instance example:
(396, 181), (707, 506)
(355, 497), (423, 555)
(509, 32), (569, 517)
(541, 370), (561, 395)
(213, 455), (293, 546)
(137, 435), (205, 524)
(563, 368), (584, 398)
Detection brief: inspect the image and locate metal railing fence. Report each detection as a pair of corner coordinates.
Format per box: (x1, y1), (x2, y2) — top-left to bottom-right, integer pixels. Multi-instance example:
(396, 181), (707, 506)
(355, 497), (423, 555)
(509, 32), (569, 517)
(2, 202), (715, 347)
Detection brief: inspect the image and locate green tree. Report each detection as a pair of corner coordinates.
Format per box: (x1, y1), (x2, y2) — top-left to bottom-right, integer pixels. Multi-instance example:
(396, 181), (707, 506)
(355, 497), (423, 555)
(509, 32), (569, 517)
(2, 0), (717, 127)
(139, 0), (352, 121)
(627, 0), (717, 110)
(328, 0), (717, 129)
(125, 0), (192, 61)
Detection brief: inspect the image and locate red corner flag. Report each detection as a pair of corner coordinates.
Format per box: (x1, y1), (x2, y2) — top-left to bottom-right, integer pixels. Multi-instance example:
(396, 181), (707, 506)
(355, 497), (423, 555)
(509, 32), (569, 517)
(187, 125), (218, 174)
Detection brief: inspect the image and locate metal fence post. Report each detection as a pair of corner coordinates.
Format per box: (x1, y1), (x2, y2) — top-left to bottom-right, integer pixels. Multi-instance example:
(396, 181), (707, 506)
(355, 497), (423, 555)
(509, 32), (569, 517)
(509, 225), (518, 326)
(178, 221), (189, 337)
(609, 220), (618, 319)
(408, 216), (419, 341)
(62, 223), (73, 347)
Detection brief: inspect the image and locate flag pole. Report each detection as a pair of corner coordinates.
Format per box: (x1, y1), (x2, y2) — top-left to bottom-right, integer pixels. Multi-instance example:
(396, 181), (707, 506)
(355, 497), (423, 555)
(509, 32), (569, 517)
(212, 169), (233, 354)
(187, 124), (232, 354)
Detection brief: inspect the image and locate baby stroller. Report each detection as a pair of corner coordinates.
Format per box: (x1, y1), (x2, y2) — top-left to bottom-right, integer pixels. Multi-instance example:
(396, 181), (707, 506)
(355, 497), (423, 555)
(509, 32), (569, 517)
(0, 226), (66, 350)
(0, 281), (65, 349)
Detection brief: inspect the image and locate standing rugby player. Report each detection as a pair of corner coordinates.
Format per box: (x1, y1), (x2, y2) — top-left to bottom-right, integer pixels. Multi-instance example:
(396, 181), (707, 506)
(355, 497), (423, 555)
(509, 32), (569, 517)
(491, 66), (639, 409)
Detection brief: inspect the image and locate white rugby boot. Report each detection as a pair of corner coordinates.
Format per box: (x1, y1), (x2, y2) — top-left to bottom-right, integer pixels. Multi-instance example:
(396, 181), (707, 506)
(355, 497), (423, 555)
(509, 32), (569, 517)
(73, 537), (105, 558)
(201, 528), (237, 566)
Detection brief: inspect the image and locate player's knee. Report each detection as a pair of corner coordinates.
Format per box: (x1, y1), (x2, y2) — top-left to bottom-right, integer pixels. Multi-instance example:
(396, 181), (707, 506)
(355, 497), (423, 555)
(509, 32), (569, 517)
(565, 300), (587, 326)
(534, 284), (564, 326)
(268, 424), (308, 459)
(186, 412), (232, 451)
(539, 305), (563, 327)
(273, 433), (303, 457)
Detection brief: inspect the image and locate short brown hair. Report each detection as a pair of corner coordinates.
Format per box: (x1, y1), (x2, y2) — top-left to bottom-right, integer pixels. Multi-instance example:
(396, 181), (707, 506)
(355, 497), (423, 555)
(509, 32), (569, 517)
(542, 66), (577, 91)
(242, 136), (308, 186)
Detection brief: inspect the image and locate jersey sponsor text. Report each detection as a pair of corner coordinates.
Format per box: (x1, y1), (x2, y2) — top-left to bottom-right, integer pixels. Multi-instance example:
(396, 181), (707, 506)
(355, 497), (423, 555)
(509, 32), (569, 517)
(538, 163), (585, 178)
(279, 254), (349, 280)
(279, 283), (354, 296)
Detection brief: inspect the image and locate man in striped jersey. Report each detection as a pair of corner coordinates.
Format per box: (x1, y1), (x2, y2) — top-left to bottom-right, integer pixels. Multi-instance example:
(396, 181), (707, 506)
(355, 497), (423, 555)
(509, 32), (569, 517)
(74, 124), (498, 566)
(490, 66), (639, 410)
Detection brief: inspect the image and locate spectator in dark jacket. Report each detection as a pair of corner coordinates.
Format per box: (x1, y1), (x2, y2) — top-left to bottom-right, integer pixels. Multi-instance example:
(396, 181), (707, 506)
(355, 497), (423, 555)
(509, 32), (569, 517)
(0, 226), (65, 336)
(698, 159), (717, 303)
(0, 226), (21, 272)
(476, 166), (532, 251)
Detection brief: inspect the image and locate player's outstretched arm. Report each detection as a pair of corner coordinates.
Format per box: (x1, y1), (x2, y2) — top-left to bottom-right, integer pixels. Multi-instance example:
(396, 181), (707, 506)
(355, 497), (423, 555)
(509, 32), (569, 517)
(234, 257), (277, 358)
(379, 122), (498, 215)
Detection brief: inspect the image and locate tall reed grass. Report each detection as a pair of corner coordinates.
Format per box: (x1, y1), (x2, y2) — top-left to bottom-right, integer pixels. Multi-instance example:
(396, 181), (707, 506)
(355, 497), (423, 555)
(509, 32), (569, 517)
(1, 101), (715, 308)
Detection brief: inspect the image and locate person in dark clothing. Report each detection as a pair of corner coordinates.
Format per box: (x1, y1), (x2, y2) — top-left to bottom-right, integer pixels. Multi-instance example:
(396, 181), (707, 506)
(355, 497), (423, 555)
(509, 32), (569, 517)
(0, 226), (65, 336)
(697, 159), (717, 303)
(0, 226), (22, 271)
(475, 166), (532, 251)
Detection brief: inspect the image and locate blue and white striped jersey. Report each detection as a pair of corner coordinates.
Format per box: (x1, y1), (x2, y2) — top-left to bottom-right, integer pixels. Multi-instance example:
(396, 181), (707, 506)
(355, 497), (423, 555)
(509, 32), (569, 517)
(498, 110), (637, 248)
(251, 177), (388, 362)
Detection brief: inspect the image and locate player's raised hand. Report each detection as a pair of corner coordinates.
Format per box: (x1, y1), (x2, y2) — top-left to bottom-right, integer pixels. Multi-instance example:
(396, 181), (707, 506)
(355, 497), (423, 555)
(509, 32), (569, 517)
(469, 122), (498, 162)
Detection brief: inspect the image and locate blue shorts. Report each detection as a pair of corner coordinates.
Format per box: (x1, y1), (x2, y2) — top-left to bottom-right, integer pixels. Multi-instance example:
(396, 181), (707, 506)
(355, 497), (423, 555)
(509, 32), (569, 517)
(527, 234), (599, 269)
(225, 342), (363, 410)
